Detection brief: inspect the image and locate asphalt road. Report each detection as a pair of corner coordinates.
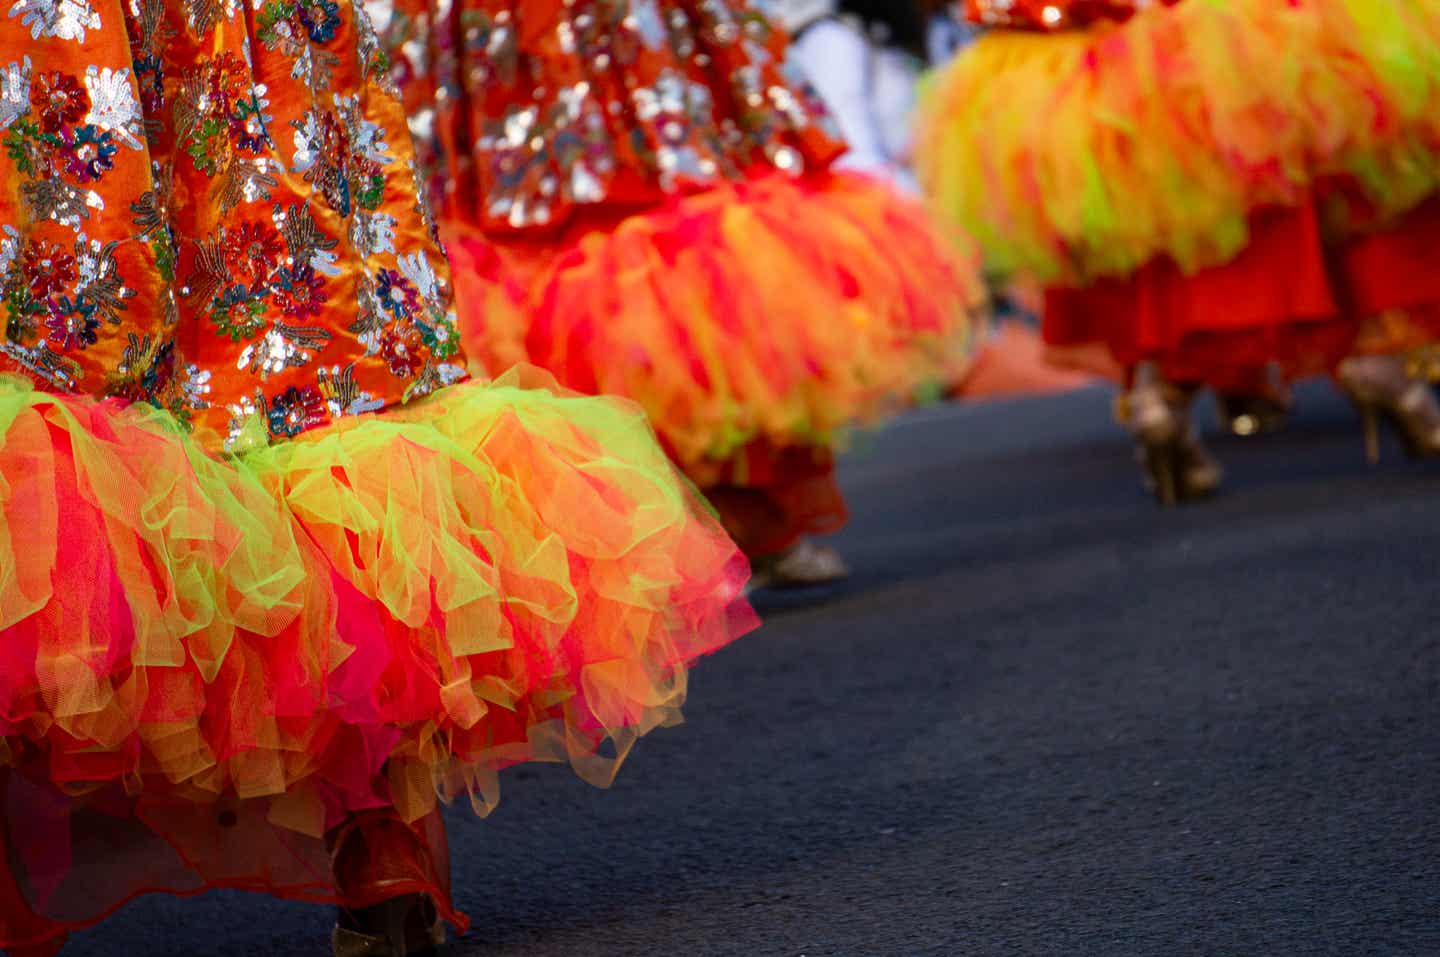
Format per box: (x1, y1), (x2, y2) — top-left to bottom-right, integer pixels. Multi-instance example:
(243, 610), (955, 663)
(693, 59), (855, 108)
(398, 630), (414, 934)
(64, 383), (1440, 956)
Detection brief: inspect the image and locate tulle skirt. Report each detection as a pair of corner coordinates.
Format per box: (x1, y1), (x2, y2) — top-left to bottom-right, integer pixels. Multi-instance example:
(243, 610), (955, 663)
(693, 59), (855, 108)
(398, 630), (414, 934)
(446, 172), (985, 475)
(916, 0), (1440, 287)
(0, 367), (755, 948)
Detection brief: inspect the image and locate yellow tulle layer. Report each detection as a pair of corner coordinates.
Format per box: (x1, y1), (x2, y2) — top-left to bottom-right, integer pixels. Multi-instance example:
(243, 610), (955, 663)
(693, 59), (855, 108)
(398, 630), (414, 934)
(916, 0), (1440, 286)
(1313, 0), (1440, 229)
(447, 172), (985, 474)
(0, 370), (752, 831)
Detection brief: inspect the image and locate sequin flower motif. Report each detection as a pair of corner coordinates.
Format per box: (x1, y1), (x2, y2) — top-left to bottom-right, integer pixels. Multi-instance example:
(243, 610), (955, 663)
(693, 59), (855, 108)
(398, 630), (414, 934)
(265, 383), (326, 436)
(223, 221), (285, 282)
(21, 239), (76, 297)
(374, 267), (418, 319)
(3, 236), (133, 364)
(57, 125), (117, 182)
(293, 98), (388, 218)
(30, 69), (88, 133)
(272, 263), (328, 319)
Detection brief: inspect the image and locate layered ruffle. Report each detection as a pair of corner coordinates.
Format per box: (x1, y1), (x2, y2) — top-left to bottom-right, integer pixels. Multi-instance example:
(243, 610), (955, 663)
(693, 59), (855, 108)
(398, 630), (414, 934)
(446, 172), (984, 474)
(251, 367), (756, 819)
(1312, 0), (1440, 231)
(0, 370), (755, 833)
(917, 0), (1440, 286)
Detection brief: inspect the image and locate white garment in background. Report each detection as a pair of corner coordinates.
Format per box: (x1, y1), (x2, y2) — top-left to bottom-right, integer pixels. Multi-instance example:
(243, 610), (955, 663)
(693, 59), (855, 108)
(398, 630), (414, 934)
(789, 17), (923, 194)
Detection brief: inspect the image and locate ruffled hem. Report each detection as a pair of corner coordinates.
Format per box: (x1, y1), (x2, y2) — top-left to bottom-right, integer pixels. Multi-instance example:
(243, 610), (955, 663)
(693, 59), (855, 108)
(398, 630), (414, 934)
(0, 778), (463, 954)
(918, 0), (1440, 285)
(445, 172), (984, 471)
(0, 370), (755, 830)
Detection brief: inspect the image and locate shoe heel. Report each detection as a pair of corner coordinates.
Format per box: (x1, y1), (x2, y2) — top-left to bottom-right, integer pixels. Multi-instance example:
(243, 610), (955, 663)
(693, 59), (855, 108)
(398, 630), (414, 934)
(1141, 439), (1180, 507)
(1359, 402), (1382, 466)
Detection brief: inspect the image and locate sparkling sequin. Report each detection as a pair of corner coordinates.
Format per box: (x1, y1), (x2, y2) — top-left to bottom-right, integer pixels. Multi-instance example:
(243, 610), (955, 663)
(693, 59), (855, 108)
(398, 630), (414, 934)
(0, 0), (469, 445)
(8, 0), (100, 42)
(82, 66), (143, 148)
(378, 0), (843, 234)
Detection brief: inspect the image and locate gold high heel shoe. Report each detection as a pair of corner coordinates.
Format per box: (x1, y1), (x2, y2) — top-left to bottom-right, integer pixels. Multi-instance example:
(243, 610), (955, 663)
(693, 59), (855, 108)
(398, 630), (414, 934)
(1116, 367), (1223, 506)
(1336, 355), (1440, 464)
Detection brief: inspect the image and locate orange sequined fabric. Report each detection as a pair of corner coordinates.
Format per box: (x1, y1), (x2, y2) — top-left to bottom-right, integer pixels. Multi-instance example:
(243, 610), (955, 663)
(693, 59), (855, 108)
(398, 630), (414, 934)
(0, 0), (467, 450)
(383, 0), (845, 235)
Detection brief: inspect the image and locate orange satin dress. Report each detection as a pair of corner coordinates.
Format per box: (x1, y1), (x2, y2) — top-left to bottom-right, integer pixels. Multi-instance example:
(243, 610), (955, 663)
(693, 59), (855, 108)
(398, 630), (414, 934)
(0, 0), (462, 445)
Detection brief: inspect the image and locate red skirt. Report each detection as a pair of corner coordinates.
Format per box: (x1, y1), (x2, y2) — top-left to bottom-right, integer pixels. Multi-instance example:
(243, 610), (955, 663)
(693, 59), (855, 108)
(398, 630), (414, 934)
(1041, 199), (1440, 387)
(1336, 198), (1440, 355)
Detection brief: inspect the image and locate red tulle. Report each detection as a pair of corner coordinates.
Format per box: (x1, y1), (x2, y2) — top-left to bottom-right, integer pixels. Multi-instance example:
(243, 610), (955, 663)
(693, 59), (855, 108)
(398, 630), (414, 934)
(0, 372), (758, 953)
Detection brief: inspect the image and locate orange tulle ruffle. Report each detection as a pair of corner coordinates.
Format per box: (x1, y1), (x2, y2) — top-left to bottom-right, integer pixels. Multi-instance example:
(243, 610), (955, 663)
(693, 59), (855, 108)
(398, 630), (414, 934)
(446, 172), (984, 475)
(0, 368), (753, 822)
(0, 368), (755, 948)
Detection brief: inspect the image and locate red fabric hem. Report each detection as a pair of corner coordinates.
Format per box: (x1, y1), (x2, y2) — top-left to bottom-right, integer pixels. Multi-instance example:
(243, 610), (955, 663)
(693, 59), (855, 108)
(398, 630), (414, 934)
(0, 768), (469, 952)
(1334, 199), (1440, 320)
(1041, 198), (1440, 385)
(1042, 204), (1346, 380)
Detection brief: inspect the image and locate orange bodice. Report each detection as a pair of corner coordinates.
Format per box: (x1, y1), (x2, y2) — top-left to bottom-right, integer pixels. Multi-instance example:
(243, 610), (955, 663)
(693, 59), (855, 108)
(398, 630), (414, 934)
(0, 0), (468, 449)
